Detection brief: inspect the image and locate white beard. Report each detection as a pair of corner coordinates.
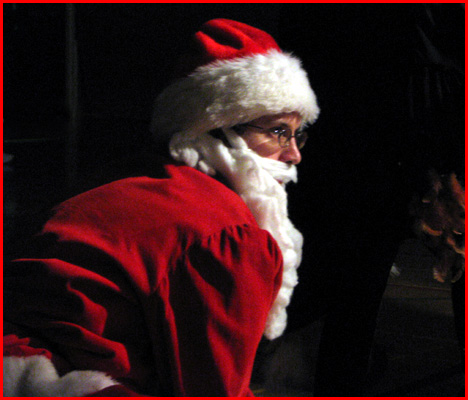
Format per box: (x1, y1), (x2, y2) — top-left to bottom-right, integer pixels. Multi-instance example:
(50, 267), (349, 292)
(169, 129), (303, 340)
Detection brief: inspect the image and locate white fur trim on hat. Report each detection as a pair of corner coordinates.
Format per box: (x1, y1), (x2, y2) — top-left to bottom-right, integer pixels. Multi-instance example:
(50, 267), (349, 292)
(151, 50), (319, 141)
(3, 355), (117, 397)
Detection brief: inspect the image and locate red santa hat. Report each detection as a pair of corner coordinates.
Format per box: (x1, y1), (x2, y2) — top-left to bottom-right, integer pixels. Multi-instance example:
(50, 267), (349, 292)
(151, 18), (319, 141)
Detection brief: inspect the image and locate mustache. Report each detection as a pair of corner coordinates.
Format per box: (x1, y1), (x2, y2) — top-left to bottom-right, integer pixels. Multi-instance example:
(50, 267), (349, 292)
(255, 156), (298, 185)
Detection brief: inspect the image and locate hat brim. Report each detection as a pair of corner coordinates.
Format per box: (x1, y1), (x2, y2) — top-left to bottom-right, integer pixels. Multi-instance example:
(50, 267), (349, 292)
(151, 50), (319, 141)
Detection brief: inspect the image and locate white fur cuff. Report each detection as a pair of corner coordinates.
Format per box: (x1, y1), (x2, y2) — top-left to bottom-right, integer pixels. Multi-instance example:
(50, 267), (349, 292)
(3, 356), (117, 397)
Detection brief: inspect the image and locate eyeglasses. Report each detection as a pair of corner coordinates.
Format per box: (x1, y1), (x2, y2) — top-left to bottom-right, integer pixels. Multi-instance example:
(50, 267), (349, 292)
(235, 123), (308, 150)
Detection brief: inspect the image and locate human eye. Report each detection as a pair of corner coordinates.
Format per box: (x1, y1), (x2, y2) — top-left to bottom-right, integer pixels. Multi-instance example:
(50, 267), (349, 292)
(268, 126), (288, 137)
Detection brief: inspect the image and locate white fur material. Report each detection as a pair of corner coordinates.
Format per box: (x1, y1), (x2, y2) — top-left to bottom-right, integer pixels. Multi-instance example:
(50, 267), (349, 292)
(169, 128), (303, 340)
(3, 356), (117, 397)
(151, 50), (319, 142)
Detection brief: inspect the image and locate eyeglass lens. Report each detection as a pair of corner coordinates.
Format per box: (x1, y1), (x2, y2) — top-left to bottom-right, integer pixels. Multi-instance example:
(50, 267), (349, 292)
(279, 130), (307, 149)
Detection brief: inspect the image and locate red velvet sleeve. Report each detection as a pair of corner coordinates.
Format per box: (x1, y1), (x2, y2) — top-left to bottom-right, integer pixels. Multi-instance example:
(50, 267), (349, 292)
(157, 224), (283, 396)
(3, 241), (156, 394)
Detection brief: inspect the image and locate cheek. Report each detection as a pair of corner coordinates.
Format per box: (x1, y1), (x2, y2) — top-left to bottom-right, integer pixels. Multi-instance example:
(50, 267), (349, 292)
(241, 133), (282, 160)
(248, 142), (282, 160)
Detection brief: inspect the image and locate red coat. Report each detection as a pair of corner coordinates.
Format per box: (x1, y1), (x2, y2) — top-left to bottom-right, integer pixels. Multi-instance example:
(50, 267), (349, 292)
(4, 164), (283, 396)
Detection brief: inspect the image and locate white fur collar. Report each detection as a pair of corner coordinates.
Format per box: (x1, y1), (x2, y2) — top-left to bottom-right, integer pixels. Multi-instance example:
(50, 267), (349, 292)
(169, 129), (303, 340)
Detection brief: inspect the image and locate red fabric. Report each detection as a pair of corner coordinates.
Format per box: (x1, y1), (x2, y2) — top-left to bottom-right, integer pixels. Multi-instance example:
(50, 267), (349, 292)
(3, 334), (52, 359)
(4, 164), (283, 396)
(176, 18), (281, 77)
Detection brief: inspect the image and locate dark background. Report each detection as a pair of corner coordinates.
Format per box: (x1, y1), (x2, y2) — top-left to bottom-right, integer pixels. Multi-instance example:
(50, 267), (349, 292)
(3, 3), (465, 394)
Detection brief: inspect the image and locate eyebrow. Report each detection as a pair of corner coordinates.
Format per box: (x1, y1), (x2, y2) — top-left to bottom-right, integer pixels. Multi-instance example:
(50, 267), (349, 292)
(268, 121), (301, 132)
(262, 120), (290, 128)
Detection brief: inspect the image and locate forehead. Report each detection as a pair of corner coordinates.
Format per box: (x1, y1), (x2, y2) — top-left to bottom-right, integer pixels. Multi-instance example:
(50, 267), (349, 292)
(250, 112), (303, 127)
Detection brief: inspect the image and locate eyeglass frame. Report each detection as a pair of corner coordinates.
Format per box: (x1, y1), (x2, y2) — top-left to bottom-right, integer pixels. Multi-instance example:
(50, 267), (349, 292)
(232, 123), (308, 150)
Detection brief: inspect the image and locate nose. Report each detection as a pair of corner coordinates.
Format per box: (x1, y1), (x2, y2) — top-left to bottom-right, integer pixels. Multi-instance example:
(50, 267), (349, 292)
(279, 138), (302, 165)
